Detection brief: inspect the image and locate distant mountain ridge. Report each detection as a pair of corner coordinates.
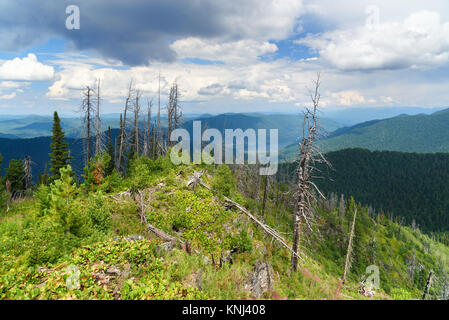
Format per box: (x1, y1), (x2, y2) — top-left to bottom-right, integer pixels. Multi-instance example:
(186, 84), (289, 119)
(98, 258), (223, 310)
(185, 113), (343, 149)
(280, 107), (449, 161)
(320, 107), (449, 153)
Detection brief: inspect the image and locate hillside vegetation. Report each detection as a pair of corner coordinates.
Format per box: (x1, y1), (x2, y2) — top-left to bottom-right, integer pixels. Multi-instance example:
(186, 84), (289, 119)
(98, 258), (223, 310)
(1, 154), (448, 300)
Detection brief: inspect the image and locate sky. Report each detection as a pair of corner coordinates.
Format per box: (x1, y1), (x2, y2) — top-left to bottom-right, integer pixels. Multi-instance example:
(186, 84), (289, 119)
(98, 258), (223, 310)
(0, 0), (449, 115)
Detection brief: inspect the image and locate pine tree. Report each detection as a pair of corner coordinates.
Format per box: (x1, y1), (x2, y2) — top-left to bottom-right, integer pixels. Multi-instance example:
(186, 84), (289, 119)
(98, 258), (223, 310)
(49, 111), (71, 180)
(5, 159), (24, 193)
(49, 165), (77, 231)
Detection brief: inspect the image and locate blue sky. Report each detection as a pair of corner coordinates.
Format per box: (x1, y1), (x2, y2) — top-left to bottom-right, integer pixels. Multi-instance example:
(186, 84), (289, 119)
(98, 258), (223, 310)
(0, 0), (449, 115)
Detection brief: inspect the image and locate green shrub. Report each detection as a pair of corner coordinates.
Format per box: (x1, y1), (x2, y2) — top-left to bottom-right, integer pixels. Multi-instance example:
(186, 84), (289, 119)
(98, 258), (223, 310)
(85, 193), (111, 233)
(230, 229), (253, 253)
(211, 164), (236, 198)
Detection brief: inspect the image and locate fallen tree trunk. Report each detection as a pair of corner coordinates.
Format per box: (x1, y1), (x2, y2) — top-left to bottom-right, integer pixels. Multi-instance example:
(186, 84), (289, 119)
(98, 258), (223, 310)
(147, 223), (175, 242)
(187, 171), (304, 263)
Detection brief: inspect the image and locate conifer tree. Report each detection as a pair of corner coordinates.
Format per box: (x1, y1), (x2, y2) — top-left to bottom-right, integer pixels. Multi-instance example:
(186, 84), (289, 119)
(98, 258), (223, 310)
(5, 159), (24, 193)
(49, 111), (71, 180)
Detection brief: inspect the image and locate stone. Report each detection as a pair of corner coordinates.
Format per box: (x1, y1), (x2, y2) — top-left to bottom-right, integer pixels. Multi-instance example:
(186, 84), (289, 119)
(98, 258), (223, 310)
(156, 241), (174, 254)
(106, 266), (121, 277)
(245, 261), (274, 298)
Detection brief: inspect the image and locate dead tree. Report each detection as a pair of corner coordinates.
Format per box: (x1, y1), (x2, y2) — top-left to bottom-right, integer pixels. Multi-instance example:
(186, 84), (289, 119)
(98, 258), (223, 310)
(95, 78), (104, 156)
(81, 85), (96, 165)
(166, 84), (175, 145)
(115, 114), (123, 168)
(261, 175), (270, 218)
(291, 73), (329, 272)
(117, 81), (134, 172)
(144, 99), (153, 157)
(422, 270), (434, 300)
(23, 156), (32, 191)
(167, 81), (182, 141)
(24, 157), (31, 188)
(133, 89), (142, 158)
(343, 207), (357, 284)
(155, 79), (163, 157)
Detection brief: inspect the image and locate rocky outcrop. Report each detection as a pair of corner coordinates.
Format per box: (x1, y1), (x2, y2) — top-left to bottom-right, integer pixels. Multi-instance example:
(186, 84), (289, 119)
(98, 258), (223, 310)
(245, 261), (274, 298)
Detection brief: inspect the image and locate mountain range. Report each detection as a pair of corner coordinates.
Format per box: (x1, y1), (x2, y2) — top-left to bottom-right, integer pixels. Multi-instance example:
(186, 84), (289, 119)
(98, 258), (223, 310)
(281, 107), (449, 161)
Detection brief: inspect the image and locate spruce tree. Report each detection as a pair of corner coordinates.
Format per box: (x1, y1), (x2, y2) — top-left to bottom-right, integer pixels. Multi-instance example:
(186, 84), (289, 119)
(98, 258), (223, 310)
(49, 111), (71, 180)
(5, 159), (24, 193)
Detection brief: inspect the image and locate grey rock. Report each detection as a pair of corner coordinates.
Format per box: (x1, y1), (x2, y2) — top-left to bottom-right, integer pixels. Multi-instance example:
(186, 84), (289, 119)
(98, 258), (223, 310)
(113, 235), (144, 242)
(106, 266), (121, 277)
(246, 261), (274, 298)
(156, 241), (174, 254)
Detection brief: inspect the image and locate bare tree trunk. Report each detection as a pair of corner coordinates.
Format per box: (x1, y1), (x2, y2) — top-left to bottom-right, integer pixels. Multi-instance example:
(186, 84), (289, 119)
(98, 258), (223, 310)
(23, 156), (32, 190)
(422, 271), (433, 300)
(81, 86), (95, 164)
(144, 100), (152, 157)
(291, 73), (328, 272)
(261, 176), (268, 217)
(117, 81), (133, 172)
(134, 89), (141, 158)
(95, 78), (102, 155)
(343, 207), (357, 284)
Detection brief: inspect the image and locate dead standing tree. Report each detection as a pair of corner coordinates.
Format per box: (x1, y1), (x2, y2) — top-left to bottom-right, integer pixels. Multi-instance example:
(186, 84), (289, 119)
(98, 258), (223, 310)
(143, 99), (153, 158)
(291, 73), (330, 272)
(133, 89), (142, 159)
(343, 207), (357, 284)
(23, 156), (32, 191)
(81, 85), (96, 165)
(166, 81), (183, 148)
(117, 81), (134, 173)
(95, 78), (104, 156)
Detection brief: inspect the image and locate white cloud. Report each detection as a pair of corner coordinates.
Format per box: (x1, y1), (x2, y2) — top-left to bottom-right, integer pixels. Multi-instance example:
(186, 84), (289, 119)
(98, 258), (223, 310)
(299, 11), (449, 71)
(0, 81), (29, 89)
(218, 0), (304, 41)
(0, 92), (16, 100)
(331, 90), (367, 106)
(0, 54), (54, 81)
(46, 56), (320, 105)
(171, 38), (278, 64)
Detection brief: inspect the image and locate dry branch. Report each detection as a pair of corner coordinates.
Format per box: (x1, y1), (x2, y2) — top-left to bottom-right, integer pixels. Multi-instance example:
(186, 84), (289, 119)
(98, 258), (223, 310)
(186, 171), (305, 262)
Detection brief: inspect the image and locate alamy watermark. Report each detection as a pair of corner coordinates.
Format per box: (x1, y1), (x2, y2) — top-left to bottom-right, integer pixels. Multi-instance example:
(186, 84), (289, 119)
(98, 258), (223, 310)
(365, 5), (380, 30)
(66, 5), (80, 30)
(170, 121), (279, 176)
(66, 265), (80, 290)
(365, 265), (380, 290)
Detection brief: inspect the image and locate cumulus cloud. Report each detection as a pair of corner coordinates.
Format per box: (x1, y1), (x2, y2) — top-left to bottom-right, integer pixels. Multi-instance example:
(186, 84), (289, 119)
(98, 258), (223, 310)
(45, 55), (322, 105)
(0, 0), (303, 66)
(298, 11), (449, 71)
(0, 92), (16, 100)
(331, 90), (367, 106)
(0, 54), (54, 81)
(198, 83), (224, 96)
(171, 38), (278, 64)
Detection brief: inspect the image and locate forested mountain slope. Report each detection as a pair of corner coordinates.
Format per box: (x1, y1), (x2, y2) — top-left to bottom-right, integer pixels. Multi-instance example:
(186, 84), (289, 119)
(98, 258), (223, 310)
(279, 148), (449, 233)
